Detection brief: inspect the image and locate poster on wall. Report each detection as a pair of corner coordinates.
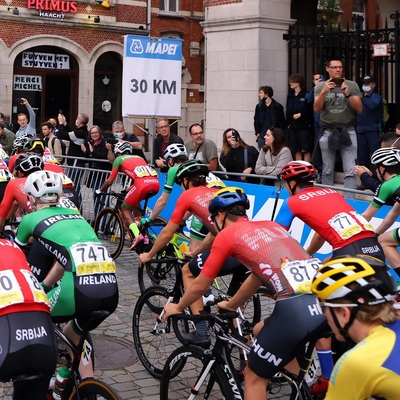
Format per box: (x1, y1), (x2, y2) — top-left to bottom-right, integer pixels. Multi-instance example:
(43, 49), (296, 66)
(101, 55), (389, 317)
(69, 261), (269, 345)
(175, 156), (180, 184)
(122, 35), (182, 118)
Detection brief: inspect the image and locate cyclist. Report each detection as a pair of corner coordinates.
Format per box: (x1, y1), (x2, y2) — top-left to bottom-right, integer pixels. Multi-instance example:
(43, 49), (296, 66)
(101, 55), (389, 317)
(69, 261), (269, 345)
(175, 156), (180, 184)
(0, 238), (57, 400)
(15, 170), (119, 379)
(311, 255), (400, 399)
(97, 141), (160, 248)
(164, 186), (328, 400)
(276, 161), (384, 260)
(0, 156), (14, 203)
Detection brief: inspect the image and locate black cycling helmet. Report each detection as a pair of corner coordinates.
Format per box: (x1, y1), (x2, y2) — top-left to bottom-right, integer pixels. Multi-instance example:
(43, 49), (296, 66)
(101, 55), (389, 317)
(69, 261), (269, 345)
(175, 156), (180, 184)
(175, 160), (208, 183)
(209, 187), (250, 215)
(370, 148), (400, 167)
(280, 161), (318, 181)
(312, 255), (397, 306)
(15, 153), (44, 174)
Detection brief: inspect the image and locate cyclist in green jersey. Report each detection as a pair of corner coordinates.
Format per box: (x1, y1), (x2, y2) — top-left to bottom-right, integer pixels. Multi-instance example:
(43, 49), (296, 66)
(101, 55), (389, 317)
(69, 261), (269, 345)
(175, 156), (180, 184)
(15, 170), (119, 379)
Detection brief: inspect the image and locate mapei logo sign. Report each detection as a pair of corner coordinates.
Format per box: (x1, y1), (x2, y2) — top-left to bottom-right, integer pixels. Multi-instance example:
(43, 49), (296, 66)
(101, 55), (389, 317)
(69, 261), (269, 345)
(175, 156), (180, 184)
(126, 36), (182, 61)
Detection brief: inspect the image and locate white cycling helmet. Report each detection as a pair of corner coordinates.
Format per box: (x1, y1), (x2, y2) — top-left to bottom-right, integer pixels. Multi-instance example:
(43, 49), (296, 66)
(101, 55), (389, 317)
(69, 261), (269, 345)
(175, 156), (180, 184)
(163, 143), (187, 160)
(114, 141), (132, 155)
(370, 148), (400, 167)
(25, 170), (63, 202)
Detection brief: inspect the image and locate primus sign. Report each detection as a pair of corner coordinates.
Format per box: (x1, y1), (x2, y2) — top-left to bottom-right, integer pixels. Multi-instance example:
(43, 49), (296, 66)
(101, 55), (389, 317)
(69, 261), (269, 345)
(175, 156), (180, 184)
(27, 0), (78, 13)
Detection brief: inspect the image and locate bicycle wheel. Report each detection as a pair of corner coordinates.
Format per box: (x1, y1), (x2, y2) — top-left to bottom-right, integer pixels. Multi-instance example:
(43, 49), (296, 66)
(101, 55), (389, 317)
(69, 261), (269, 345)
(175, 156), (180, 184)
(138, 256), (181, 294)
(132, 286), (189, 379)
(160, 345), (236, 400)
(68, 378), (122, 399)
(93, 208), (125, 259)
(141, 216), (168, 243)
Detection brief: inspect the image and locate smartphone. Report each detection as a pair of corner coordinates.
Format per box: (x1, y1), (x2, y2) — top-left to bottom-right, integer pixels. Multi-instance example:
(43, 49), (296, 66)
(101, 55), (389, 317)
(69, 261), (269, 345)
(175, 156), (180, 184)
(16, 97), (23, 104)
(330, 78), (345, 93)
(59, 109), (63, 115)
(107, 138), (118, 145)
(232, 130), (239, 141)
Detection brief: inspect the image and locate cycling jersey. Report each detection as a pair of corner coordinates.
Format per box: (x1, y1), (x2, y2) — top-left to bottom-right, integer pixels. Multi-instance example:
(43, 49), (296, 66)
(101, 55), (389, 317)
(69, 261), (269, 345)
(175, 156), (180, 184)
(0, 158), (14, 202)
(0, 177), (31, 217)
(109, 155), (160, 208)
(371, 175), (400, 208)
(15, 207), (118, 324)
(326, 320), (400, 400)
(275, 187), (375, 250)
(169, 186), (218, 235)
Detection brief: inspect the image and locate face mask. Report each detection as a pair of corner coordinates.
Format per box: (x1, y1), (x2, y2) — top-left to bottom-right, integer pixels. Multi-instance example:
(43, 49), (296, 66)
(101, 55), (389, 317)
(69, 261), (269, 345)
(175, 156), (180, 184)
(362, 86), (371, 92)
(75, 119), (79, 127)
(114, 133), (123, 139)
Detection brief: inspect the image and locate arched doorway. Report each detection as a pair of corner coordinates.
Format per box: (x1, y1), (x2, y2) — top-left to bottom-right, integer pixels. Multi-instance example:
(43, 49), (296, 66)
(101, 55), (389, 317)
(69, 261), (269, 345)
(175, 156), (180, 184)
(93, 52), (122, 132)
(13, 45), (79, 131)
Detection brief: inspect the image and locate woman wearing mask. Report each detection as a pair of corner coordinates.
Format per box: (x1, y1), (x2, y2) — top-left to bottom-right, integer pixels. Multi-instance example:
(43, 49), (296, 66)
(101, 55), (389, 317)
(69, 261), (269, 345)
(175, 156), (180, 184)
(220, 128), (259, 183)
(255, 127), (293, 185)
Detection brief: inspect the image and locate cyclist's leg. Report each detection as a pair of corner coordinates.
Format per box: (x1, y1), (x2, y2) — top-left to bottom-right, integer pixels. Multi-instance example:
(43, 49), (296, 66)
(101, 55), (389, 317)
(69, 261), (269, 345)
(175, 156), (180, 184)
(379, 229), (400, 275)
(189, 216), (208, 252)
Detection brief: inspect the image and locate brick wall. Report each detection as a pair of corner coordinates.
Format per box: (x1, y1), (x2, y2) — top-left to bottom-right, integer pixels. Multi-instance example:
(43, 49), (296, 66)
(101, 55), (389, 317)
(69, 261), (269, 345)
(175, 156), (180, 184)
(204, 0), (242, 6)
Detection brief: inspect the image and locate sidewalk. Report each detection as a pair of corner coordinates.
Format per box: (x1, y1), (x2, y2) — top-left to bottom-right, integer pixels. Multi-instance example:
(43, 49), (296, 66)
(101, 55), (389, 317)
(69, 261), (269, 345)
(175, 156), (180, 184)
(92, 247), (160, 400)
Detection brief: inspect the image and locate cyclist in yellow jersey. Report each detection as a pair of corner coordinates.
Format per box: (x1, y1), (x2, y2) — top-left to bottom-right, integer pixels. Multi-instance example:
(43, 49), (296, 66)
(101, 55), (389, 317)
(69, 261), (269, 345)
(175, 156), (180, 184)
(312, 255), (400, 400)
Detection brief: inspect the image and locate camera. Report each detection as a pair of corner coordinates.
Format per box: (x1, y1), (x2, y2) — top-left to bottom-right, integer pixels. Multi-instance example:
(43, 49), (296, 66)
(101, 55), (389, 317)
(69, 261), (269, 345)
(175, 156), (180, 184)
(106, 138), (118, 145)
(16, 98), (24, 104)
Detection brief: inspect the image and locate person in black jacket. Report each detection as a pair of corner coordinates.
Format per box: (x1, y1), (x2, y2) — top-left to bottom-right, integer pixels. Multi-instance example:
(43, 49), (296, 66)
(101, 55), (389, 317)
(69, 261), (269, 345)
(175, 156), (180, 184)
(57, 112), (89, 194)
(219, 128), (259, 183)
(153, 117), (183, 172)
(256, 86), (286, 150)
(286, 74), (313, 161)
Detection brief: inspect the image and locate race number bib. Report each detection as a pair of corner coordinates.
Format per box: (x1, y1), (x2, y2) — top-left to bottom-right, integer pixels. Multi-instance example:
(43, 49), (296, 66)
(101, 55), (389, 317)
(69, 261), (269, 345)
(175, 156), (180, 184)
(20, 269), (50, 305)
(281, 259), (321, 294)
(0, 169), (13, 182)
(58, 196), (78, 211)
(328, 212), (372, 240)
(0, 270), (23, 309)
(70, 242), (116, 276)
(134, 165), (157, 178)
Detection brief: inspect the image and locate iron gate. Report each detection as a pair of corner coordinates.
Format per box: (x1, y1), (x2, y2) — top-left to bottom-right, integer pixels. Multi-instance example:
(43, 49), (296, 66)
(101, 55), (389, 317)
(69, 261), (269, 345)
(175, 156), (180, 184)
(285, 11), (400, 130)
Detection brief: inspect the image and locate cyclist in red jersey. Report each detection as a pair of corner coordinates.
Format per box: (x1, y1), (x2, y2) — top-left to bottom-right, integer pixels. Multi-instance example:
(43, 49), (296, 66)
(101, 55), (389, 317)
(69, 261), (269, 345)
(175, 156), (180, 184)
(0, 157), (14, 203)
(0, 239), (57, 400)
(98, 141), (160, 247)
(164, 187), (328, 400)
(276, 161), (384, 260)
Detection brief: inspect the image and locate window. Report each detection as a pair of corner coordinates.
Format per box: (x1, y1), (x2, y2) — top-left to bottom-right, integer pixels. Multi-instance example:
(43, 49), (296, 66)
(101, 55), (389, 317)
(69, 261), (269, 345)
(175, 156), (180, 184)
(159, 0), (178, 13)
(352, 0), (365, 29)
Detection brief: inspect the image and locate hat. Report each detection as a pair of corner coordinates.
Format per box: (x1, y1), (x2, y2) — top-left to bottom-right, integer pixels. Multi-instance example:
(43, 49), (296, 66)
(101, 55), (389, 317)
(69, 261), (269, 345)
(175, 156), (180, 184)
(363, 75), (375, 83)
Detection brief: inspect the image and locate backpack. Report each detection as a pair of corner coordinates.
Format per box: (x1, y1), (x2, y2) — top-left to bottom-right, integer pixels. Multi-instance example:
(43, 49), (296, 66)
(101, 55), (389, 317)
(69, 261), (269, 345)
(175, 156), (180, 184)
(51, 136), (67, 157)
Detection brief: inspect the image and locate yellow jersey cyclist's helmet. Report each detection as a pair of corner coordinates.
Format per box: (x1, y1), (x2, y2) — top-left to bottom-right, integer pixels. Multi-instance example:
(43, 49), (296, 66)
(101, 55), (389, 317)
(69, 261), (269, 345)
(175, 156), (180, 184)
(311, 255), (397, 306)
(25, 170), (63, 202)
(208, 187), (249, 215)
(23, 138), (45, 154)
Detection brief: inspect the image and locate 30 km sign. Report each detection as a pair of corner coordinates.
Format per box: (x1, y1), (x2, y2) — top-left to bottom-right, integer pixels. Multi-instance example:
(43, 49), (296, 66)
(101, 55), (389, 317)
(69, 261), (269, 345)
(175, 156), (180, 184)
(122, 35), (183, 118)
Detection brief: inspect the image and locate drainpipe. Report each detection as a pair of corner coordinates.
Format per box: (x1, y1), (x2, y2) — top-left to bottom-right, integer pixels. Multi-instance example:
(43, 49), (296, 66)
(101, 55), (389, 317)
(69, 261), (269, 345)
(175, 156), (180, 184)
(147, 0), (151, 32)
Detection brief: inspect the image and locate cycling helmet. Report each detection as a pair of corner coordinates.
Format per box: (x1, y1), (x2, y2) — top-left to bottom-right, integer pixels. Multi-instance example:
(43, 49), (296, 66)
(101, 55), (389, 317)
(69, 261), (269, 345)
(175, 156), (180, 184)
(311, 255), (397, 306)
(15, 154), (44, 174)
(209, 187), (250, 214)
(370, 147), (400, 167)
(114, 141), (132, 155)
(280, 161), (318, 181)
(13, 134), (32, 151)
(23, 138), (45, 153)
(163, 143), (187, 160)
(25, 170), (63, 202)
(175, 160), (208, 182)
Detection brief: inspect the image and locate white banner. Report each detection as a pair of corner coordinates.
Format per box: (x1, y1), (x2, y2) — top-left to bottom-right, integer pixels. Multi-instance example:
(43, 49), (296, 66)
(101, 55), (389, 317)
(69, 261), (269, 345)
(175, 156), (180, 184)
(122, 35), (182, 118)
(14, 75), (42, 91)
(22, 52), (70, 69)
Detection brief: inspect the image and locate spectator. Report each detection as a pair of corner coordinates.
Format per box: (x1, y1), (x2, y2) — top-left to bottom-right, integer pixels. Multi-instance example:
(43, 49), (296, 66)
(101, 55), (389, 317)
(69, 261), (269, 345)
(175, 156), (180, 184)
(41, 121), (64, 164)
(15, 98), (36, 138)
(0, 120), (16, 156)
(286, 73), (313, 161)
(82, 125), (112, 218)
(255, 86), (286, 149)
(0, 112), (15, 132)
(153, 118), (183, 172)
(106, 120), (146, 163)
(57, 112), (89, 194)
(185, 123), (219, 171)
(314, 58), (362, 193)
(253, 85), (268, 144)
(356, 75), (384, 190)
(219, 128), (259, 183)
(306, 73), (325, 145)
(255, 127), (292, 185)
(395, 122), (400, 136)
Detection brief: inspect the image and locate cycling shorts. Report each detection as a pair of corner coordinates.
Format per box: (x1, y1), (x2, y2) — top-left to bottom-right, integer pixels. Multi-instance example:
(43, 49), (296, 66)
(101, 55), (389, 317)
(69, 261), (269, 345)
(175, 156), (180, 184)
(27, 240), (55, 281)
(333, 237), (385, 261)
(249, 294), (328, 379)
(123, 178), (160, 209)
(0, 311), (57, 382)
(188, 250), (250, 296)
(189, 216), (209, 241)
(393, 228), (400, 246)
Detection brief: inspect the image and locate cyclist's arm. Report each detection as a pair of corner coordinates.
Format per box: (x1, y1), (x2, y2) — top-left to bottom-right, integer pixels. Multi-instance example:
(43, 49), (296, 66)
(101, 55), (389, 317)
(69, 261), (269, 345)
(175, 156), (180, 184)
(274, 198), (294, 229)
(42, 261), (64, 288)
(150, 191), (170, 220)
(186, 232), (215, 258)
(361, 203), (379, 221)
(306, 231), (325, 255)
(218, 273), (262, 311)
(375, 202), (400, 235)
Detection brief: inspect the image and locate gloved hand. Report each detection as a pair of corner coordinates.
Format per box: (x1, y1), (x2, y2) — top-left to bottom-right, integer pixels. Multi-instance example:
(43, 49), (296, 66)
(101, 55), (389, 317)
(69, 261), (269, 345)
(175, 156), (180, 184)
(95, 189), (102, 196)
(140, 217), (152, 225)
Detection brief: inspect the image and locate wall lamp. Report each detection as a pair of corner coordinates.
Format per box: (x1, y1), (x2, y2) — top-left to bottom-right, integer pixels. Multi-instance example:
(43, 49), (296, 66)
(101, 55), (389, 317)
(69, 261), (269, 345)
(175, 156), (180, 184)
(96, 0), (111, 8)
(8, 7), (19, 15)
(88, 15), (101, 23)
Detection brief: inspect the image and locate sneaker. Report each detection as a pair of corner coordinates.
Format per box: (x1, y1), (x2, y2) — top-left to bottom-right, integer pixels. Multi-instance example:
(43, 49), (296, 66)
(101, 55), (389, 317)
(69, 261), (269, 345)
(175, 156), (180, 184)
(309, 376), (329, 396)
(130, 234), (144, 250)
(180, 331), (211, 348)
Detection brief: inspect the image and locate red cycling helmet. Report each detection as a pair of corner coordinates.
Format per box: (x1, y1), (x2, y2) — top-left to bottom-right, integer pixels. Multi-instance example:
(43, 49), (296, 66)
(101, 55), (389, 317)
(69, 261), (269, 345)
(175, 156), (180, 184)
(280, 161), (317, 181)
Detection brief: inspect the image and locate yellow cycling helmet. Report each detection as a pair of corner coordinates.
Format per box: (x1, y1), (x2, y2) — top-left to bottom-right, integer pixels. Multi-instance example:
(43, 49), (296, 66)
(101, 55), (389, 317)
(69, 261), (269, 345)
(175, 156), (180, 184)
(311, 255), (397, 306)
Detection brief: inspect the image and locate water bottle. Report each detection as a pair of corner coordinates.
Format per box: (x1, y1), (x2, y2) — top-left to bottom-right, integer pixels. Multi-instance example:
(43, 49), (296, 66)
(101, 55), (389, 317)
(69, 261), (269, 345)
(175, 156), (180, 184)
(52, 367), (70, 400)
